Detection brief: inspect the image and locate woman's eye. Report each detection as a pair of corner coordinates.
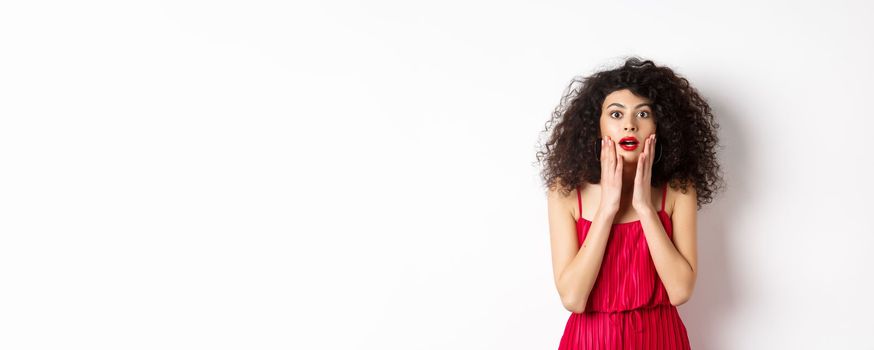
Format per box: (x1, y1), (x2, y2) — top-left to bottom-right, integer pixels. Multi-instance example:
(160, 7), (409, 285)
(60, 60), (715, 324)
(639, 111), (649, 118)
(610, 111), (621, 118)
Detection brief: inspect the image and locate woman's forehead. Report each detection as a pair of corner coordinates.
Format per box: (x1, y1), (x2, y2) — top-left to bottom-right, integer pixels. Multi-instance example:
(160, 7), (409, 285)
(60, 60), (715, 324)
(603, 89), (652, 107)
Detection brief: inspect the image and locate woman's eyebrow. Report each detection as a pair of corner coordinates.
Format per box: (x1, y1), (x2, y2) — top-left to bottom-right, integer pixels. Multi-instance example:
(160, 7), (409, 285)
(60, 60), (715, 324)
(607, 102), (652, 109)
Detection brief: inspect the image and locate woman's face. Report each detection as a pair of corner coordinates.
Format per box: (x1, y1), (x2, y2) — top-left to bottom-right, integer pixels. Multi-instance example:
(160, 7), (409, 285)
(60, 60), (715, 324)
(599, 89), (657, 163)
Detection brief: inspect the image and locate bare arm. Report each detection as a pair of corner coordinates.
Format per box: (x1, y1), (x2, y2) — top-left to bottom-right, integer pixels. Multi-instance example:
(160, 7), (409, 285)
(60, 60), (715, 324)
(638, 185), (698, 306)
(548, 187), (616, 313)
(550, 138), (624, 312)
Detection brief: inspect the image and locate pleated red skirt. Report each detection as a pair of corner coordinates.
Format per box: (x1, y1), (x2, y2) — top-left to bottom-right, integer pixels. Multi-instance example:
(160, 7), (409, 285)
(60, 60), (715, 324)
(558, 305), (690, 350)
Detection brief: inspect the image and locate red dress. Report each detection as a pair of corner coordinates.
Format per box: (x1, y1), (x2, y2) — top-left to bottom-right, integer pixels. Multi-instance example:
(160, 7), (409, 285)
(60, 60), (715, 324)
(558, 185), (691, 350)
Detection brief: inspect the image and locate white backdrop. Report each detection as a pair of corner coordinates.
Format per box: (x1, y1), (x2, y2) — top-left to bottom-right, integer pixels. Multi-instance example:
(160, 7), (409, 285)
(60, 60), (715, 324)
(2, 1), (873, 349)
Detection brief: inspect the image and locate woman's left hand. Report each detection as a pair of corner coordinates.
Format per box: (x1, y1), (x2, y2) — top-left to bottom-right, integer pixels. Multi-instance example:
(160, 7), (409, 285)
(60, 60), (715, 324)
(632, 134), (657, 214)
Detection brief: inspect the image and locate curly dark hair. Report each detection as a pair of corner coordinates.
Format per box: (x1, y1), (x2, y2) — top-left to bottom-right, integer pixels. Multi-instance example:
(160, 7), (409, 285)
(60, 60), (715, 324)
(535, 56), (725, 209)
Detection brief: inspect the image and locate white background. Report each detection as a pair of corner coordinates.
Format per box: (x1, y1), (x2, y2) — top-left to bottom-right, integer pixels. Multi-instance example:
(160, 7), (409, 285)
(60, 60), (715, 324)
(2, 1), (873, 349)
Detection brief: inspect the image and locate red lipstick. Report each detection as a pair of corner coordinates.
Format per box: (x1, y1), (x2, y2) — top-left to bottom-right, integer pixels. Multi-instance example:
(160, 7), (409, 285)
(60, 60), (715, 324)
(618, 136), (639, 151)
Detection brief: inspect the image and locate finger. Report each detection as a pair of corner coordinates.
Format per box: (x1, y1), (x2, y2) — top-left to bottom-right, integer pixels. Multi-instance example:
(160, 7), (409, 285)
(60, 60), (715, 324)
(636, 151), (644, 184)
(648, 135), (655, 173)
(644, 136), (651, 175)
(644, 136), (651, 159)
(647, 135), (655, 181)
(647, 135), (655, 173)
(637, 137), (646, 180)
(644, 151), (651, 183)
(652, 135), (656, 164)
(644, 135), (655, 182)
(615, 151), (622, 179)
(613, 138), (622, 173)
(607, 137), (615, 171)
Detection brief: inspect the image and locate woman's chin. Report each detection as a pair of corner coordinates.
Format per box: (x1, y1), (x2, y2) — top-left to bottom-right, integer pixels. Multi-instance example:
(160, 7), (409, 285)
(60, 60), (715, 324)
(619, 153), (638, 163)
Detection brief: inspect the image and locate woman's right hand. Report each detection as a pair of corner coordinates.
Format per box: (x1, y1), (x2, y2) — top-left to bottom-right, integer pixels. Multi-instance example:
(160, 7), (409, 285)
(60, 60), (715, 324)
(599, 137), (622, 214)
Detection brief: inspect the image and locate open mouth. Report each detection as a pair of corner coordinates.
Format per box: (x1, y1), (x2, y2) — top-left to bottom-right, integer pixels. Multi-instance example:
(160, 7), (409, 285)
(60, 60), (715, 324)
(618, 137), (639, 151)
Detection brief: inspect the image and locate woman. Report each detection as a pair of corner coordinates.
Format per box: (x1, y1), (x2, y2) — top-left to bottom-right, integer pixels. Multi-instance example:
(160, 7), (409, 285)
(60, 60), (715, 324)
(536, 57), (725, 349)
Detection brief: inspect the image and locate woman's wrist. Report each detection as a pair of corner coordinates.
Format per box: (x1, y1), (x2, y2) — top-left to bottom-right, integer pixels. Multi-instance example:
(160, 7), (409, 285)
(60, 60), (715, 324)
(598, 201), (619, 215)
(593, 207), (617, 223)
(633, 203), (657, 216)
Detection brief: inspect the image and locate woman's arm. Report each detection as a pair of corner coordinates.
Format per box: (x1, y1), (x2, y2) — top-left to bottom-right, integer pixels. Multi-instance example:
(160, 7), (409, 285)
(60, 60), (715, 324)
(638, 185), (699, 306)
(548, 186), (616, 313)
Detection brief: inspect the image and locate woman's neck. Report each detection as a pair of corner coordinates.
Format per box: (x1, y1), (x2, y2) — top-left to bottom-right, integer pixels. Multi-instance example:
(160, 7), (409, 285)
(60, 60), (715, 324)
(621, 161), (638, 190)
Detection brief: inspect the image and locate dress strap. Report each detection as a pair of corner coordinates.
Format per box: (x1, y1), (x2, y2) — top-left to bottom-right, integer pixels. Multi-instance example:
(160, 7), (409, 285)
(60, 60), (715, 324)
(577, 186), (583, 217)
(660, 185), (668, 212)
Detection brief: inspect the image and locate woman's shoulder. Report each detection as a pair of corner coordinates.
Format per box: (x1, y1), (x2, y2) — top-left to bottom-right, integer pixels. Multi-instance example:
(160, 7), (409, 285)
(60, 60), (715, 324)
(578, 181), (600, 191)
(549, 179), (598, 211)
(549, 178), (598, 194)
(665, 181), (698, 216)
(547, 178), (582, 220)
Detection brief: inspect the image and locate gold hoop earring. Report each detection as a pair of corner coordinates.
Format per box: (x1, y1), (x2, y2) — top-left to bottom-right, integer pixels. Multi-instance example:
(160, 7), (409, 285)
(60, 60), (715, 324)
(593, 140), (601, 161)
